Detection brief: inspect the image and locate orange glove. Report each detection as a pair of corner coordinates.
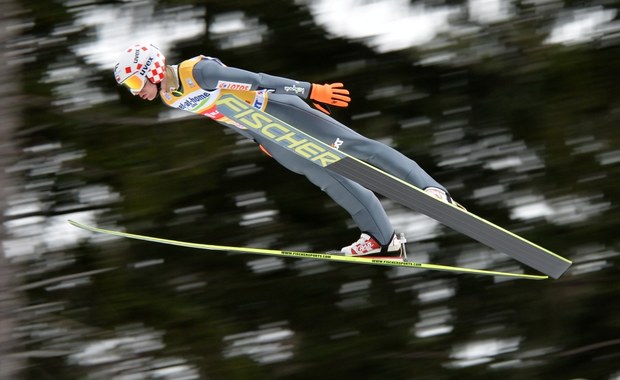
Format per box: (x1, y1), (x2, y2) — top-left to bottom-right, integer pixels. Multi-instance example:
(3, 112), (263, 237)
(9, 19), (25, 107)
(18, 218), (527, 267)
(310, 83), (351, 114)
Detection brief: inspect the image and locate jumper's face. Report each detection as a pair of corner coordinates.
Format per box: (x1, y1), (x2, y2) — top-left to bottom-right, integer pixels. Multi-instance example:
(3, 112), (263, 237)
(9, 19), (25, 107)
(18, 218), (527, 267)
(136, 80), (159, 101)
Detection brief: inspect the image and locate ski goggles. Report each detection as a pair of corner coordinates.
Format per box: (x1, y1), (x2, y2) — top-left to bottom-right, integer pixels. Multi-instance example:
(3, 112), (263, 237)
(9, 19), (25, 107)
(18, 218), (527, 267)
(121, 73), (147, 94)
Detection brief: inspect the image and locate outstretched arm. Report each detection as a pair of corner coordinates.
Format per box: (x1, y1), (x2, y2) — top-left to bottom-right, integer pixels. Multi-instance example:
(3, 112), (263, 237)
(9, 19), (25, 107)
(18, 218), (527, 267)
(193, 59), (312, 97)
(193, 59), (350, 114)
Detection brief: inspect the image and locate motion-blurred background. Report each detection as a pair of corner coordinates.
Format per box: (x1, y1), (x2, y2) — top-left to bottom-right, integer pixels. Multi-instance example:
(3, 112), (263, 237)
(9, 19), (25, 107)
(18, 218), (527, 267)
(1, 0), (619, 378)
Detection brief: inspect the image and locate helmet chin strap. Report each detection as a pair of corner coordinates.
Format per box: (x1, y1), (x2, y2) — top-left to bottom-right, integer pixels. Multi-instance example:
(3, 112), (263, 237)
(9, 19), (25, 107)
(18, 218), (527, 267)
(162, 65), (179, 94)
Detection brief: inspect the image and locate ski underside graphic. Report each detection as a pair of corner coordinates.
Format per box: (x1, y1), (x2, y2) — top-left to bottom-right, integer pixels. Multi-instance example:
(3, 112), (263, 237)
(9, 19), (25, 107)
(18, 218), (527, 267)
(214, 94), (572, 279)
(69, 220), (548, 280)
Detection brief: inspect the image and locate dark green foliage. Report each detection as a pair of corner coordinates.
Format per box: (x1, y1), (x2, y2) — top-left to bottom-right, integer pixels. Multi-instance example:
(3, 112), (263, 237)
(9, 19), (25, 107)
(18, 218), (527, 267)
(9, 0), (620, 379)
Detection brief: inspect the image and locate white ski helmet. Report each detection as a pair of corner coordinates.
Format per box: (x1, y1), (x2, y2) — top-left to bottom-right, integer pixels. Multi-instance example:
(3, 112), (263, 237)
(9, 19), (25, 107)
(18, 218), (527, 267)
(114, 43), (166, 94)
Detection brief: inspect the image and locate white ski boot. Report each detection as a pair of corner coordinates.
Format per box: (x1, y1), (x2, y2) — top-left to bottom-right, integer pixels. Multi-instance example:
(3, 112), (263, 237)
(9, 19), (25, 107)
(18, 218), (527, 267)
(341, 233), (402, 257)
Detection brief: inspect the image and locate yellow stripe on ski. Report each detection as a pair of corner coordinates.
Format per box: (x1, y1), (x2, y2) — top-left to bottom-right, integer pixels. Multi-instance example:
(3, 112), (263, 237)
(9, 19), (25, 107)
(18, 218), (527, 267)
(69, 220), (548, 280)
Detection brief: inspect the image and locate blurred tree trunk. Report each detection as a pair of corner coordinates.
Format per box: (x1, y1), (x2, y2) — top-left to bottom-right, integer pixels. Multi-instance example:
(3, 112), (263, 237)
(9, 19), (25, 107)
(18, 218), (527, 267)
(0, 0), (25, 378)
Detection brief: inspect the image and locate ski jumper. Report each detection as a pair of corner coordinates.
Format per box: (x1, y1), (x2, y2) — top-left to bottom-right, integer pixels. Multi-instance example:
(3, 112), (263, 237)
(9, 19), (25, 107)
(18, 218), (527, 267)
(160, 55), (447, 245)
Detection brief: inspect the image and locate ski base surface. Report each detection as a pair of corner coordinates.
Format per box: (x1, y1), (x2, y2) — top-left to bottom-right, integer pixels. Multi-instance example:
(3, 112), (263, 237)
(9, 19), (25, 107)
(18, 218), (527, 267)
(215, 94), (572, 279)
(69, 220), (548, 280)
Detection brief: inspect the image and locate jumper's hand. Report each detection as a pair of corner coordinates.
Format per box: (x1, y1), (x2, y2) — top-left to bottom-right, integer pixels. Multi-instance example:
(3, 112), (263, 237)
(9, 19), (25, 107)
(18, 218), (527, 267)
(310, 83), (351, 114)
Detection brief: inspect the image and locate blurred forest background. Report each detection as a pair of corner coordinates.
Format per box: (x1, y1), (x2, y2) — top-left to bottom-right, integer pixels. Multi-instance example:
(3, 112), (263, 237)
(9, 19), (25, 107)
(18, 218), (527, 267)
(1, 0), (619, 379)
